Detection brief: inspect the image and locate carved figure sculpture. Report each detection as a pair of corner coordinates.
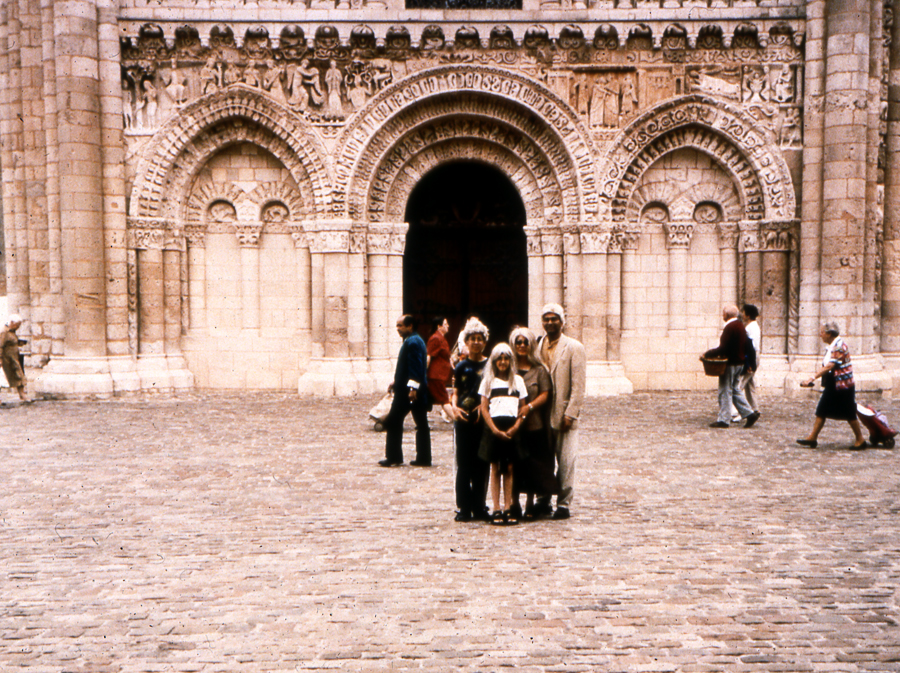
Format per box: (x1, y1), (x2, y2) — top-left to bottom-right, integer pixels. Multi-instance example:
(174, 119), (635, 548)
(200, 56), (220, 95)
(223, 62), (241, 87)
(347, 71), (370, 110)
(143, 79), (158, 128)
(323, 60), (345, 121)
(744, 67), (769, 103)
(242, 63), (261, 88)
(589, 75), (619, 127)
(773, 64), (793, 103)
(287, 59), (324, 111)
(620, 75), (638, 118)
(122, 80), (134, 130)
(164, 58), (187, 107)
(263, 58), (287, 105)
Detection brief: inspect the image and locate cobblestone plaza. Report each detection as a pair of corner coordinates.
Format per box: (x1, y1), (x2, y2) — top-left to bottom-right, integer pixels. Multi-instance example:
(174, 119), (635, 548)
(2, 391), (898, 671)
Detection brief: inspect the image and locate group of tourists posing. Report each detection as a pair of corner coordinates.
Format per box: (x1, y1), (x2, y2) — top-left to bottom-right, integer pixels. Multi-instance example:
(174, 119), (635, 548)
(380, 303), (586, 525)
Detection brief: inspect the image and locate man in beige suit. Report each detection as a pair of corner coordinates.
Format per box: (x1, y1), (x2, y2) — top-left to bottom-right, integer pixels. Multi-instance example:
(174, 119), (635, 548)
(537, 303), (586, 520)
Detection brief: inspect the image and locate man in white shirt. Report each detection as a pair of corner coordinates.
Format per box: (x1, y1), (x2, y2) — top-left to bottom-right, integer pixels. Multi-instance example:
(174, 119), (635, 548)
(740, 304), (760, 414)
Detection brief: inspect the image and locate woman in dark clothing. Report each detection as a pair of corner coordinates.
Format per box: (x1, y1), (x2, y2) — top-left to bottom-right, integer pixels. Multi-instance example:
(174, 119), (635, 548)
(797, 321), (866, 449)
(508, 326), (555, 521)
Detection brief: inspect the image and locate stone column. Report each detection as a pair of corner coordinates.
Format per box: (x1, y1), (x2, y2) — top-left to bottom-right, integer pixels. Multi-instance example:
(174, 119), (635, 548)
(348, 228), (368, 359)
(562, 224), (583, 341)
(759, 223), (792, 356)
(235, 223), (262, 330)
(605, 234), (623, 362)
(620, 229), (640, 332)
(819, 0), (871, 343)
(664, 222), (694, 333)
(717, 223), (740, 307)
(579, 225), (609, 361)
(882, 4), (900, 354)
(798, 0), (827, 356)
(289, 224), (312, 367)
(740, 222), (763, 307)
(541, 226), (564, 306)
(366, 223), (406, 391)
(185, 224), (208, 332)
(298, 218), (357, 395)
(524, 225), (544, 329)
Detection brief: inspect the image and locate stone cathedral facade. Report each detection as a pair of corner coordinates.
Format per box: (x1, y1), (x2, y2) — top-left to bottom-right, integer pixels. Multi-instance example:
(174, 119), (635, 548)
(0, 0), (896, 396)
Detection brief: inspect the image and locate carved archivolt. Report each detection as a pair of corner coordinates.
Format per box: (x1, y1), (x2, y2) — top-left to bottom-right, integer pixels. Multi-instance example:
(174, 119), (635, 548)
(376, 136), (552, 224)
(601, 95), (796, 223)
(129, 86), (330, 220)
(334, 65), (596, 222)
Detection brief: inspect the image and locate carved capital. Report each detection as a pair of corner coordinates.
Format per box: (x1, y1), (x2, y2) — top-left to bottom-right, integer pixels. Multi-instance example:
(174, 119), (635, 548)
(367, 223), (407, 256)
(524, 225), (542, 257)
(716, 223), (740, 250)
(541, 229), (564, 256)
(580, 225), (611, 254)
(289, 224), (308, 249)
(235, 223), (263, 248)
(350, 230), (367, 255)
(184, 224), (208, 248)
(305, 219), (355, 254)
(562, 224), (581, 255)
(758, 220), (796, 252)
(127, 216), (184, 251)
(664, 222), (694, 250)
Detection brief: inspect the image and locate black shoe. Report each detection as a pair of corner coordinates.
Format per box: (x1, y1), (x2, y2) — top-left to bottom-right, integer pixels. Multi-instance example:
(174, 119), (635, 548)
(709, 421), (730, 428)
(409, 460), (432, 467)
(850, 441), (868, 450)
(744, 411), (761, 428)
(796, 439), (817, 448)
(533, 502), (553, 518)
(508, 503), (523, 521)
(454, 511), (472, 522)
(490, 510), (505, 525)
(552, 506), (570, 520)
(378, 459), (402, 467)
(471, 508), (491, 522)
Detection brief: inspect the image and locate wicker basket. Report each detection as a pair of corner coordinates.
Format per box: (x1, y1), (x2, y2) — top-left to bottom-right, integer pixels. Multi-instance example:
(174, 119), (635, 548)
(701, 357), (728, 377)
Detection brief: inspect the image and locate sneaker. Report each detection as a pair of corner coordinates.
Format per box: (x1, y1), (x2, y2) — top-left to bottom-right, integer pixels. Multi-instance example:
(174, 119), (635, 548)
(709, 421), (730, 428)
(744, 411), (761, 428)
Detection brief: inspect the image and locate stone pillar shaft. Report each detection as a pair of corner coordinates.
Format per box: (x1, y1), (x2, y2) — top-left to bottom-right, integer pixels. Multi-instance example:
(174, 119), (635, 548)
(54, 0), (107, 356)
(239, 246), (260, 330)
(138, 249), (164, 355)
(563, 225), (583, 341)
(541, 228), (564, 306)
(882, 3), (900, 352)
(525, 225), (544, 330)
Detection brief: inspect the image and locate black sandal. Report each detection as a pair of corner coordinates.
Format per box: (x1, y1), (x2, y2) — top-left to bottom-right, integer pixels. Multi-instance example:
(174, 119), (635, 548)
(490, 510), (505, 525)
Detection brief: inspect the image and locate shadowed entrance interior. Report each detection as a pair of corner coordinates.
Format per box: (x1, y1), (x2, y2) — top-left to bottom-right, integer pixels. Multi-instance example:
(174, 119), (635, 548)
(403, 161), (528, 343)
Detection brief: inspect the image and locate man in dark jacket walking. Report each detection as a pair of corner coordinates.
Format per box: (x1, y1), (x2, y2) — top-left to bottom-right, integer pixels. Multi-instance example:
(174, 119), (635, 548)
(703, 305), (760, 429)
(380, 314), (432, 466)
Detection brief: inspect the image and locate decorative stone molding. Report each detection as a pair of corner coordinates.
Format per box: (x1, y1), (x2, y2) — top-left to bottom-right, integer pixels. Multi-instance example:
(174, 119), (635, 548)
(601, 95), (796, 223)
(664, 222), (695, 249)
(127, 249), (138, 356)
(350, 230), (367, 254)
(129, 86), (330, 221)
(758, 220), (797, 252)
(335, 65), (595, 222)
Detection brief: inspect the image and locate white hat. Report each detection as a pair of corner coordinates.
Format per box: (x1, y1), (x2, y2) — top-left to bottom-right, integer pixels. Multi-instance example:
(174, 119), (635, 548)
(541, 303), (565, 326)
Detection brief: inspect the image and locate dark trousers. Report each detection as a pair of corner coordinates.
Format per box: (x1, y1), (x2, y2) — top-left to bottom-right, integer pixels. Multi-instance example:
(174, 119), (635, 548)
(454, 420), (488, 515)
(383, 394), (431, 464)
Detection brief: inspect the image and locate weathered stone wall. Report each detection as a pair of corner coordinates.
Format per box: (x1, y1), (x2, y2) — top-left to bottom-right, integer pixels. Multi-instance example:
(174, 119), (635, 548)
(1, 0), (898, 396)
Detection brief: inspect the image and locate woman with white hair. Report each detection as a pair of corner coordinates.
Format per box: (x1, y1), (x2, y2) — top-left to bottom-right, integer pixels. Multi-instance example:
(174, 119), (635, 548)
(1, 314), (27, 401)
(509, 326), (554, 521)
(477, 343), (528, 525)
(797, 321), (866, 449)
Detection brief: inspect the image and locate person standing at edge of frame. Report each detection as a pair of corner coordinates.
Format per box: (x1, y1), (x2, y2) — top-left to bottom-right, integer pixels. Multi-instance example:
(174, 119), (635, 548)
(379, 314), (432, 468)
(535, 303), (585, 521)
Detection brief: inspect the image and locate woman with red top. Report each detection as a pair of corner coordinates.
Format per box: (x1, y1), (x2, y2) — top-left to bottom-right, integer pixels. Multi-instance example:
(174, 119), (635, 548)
(426, 316), (456, 422)
(797, 321), (866, 449)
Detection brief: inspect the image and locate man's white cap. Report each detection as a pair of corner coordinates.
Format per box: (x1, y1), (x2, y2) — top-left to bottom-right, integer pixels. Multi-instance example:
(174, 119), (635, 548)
(541, 303), (565, 326)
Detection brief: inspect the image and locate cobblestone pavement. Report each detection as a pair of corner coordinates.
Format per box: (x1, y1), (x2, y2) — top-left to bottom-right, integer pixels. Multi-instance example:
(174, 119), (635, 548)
(1, 389), (899, 672)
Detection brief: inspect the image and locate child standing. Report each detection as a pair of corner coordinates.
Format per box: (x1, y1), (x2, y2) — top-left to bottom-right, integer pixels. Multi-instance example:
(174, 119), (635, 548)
(478, 343), (528, 525)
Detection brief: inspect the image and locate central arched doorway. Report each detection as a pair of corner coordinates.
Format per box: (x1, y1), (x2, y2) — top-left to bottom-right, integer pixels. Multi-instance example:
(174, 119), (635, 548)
(403, 161), (528, 343)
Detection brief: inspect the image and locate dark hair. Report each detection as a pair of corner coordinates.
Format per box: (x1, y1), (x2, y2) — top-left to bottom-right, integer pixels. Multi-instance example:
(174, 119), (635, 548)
(742, 304), (759, 320)
(400, 314), (417, 330)
(431, 316), (446, 334)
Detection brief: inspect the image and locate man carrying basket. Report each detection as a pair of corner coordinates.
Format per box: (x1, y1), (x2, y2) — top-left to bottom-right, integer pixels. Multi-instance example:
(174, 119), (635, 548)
(702, 305), (761, 429)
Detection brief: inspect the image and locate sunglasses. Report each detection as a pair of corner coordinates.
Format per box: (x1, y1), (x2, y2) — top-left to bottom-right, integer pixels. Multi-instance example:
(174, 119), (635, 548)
(514, 340), (528, 346)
